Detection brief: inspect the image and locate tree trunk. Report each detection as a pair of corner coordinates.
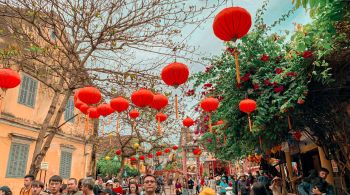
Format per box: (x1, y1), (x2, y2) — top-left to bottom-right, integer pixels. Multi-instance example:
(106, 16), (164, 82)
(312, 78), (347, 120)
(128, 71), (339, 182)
(29, 88), (72, 177)
(117, 156), (126, 180)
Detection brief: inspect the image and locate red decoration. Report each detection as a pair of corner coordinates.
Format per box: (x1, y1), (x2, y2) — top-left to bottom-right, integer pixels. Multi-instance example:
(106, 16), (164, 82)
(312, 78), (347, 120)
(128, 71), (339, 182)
(78, 86), (101, 105)
(193, 148), (202, 156)
(161, 62), (189, 87)
(260, 54), (269, 62)
(130, 157), (137, 161)
(0, 68), (21, 89)
(200, 97), (220, 112)
(213, 7), (252, 41)
(139, 155), (145, 161)
(183, 117), (194, 127)
(87, 107), (100, 118)
(239, 99), (257, 132)
(97, 103), (114, 117)
(115, 149), (122, 156)
(216, 120), (224, 125)
(110, 97), (129, 112)
(74, 99), (84, 110)
(164, 148), (171, 153)
(293, 131), (302, 141)
(129, 109), (140, 119)
(239, 99), (257, 113)
(155, 112), (167, 122)
(131, 89), (154, 107)
(156, 151), (162, 156)
(151, 94), (168, 111)
(148, 154), (153, 159)
(302, 50), (313, 58)
(79, 104), (90, 114)
(172, 145), (178, 150)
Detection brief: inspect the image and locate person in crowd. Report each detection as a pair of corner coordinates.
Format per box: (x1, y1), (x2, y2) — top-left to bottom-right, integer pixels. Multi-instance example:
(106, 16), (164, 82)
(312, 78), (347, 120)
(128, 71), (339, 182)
(237, 174), (249, 195)
(67, 178), (83, 195)
(31, 180), (46, 195)
(129, 183), (139, 195)
(257, 171), (269, 187)
(246, 173), (255, 186)
(105, 180), (114, 190)
(208, 177), (216, 191)
(82, 178), (95, 195)
(101, 189), (114, 195)
(219, 177), (229, 195)
(196, 177), (201, 195)
(269, 177), (287, 195)
(298, 168), (335, 195)
(188, 176), (195, 195)
(167, 175), (174, 194)
(78, 179), (84, 191)
(60, 184), (68, 194)
(251, 182), (268, 195)
(0, 186), (12, 195)
(182, 178), (189, 195)
(48, 175), (63, 195)
(143, 175), (157, 195)
(112, 181), (123, 195)
(155, 176), (164, 194)
(20, 174), (35, 195)
(175, 179), (182, 195)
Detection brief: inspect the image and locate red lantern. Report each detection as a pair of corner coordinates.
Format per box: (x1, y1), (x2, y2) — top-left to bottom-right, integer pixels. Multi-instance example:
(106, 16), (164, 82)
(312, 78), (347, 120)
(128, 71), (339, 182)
(110, 97), (129, 112)
(97, 103), (114, 117)
(239, 99), (257, 132)
(139, 155), (145, 161)
(74, 99), (84, 110)
(161, 62), (189, 119)
(216, 120), (224, 125)
(155, 112), (167, 122)
(213, 7), (252, 41)
(164, 148), (171, 153)
(0, 68), (21, 89)
(129, 109), (140, 119)
(151, 94), (168, 111)
(79, 104), (90, 114)
(131, 88), (154, 108)
(172, 145), (178, 150)
(115, 149), (122, 156)
(200, 97), (219, 112)
(183, 117), (194, 127)
(148, 153), (153, 159)
(78, 86), (102, 105)
(156, 151), (162, 156)
(87, 107), (100, 118)
(130, 157), (137, 161)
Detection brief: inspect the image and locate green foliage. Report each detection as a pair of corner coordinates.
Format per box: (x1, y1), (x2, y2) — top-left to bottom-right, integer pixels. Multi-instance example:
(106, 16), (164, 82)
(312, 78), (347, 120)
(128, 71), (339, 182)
(97, 156), (140, 177)
(192, 0), (346, 161)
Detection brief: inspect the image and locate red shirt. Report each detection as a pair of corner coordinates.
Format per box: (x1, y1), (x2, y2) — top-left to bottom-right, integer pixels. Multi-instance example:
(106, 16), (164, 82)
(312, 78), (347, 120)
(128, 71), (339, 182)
(112, 187), (123, 195)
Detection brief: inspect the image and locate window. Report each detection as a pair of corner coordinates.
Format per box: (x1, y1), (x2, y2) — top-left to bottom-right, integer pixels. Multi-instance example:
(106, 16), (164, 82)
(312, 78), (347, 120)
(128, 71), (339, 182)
(59, 151), (72, 179)
(18, 74), (38, 107)
(64, 98), (75, 123)
(6, 142), (29, 178)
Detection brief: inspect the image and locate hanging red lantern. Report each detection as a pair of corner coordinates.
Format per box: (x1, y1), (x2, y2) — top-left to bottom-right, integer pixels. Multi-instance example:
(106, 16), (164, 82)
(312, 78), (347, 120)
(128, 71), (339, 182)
(74, 99), (84, 110)
(130, 157), (137, 161)
(216, 120), (224, 125)
(183, 117), (194, 127)
(131, 89), (154, 107)
(156, 151), (162, 156)
(239, 99), (257, 132)
(155, 112), (167, 135)
(97, 103), (114, 117)
(200, 97), (219, 133)
(161, 62), (189, 119)
(172, 145), (178, 150)
(129, 109), (140, 119)
(87, 107), (100, 118)
(0, 68), (21, 89)
(164, 148), (171, 153)
(139, 155), (145, 161)
(213, 7), (252, 84)
(78, 86), (102, 105)
(115, 149), (122, 156)
(79, 104), (90, 114)
(148, 153), (153, 159)
(151, 94), (168, 111)
(110, 97), (129, 112)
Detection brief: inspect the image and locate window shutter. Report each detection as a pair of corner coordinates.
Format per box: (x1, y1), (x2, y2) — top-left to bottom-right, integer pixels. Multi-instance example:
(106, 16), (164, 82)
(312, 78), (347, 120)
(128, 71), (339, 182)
(18, 75), (38, 107)
(59, 151), (72, 178)
(6, 143), (29, 178)
(64, 98), (75, 123)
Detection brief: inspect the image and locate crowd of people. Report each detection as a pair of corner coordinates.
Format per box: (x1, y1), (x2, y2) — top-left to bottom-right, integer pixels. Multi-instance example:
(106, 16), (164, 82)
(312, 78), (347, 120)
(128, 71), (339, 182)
(0, 167), (334, 195)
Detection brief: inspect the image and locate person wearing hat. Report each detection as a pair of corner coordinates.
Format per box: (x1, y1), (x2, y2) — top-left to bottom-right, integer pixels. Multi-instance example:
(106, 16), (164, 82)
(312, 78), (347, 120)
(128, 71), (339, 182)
(0, 186), (12, 195)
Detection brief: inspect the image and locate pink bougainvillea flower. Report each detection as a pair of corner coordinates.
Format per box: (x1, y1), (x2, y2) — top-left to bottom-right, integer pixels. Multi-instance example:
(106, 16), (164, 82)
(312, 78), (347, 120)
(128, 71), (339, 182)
(274, 85), (284, 93)
(217, 96), (224, 101)
(260, 54), (269, 62)
(253, 83), (260, 90)
(241, 73), (251, 82)
(264, 79), (272, 86)
(286, 72), (297, 77)
(275, 68), (283, 74)
(302, 50), (313, 58)
(204, 83), (212, 88)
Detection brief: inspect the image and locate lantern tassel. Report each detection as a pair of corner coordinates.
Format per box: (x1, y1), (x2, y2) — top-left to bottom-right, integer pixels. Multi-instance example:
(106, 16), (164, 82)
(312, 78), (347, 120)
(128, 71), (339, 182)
(259, 136), (263, 150)
(288, 115), (292, 130)
(116, 113), (120, 135)
(248, 113), (252, 132)
(234, 50), (241, 84)
(209, 113), (212, 133)
(102, 120), (105, 137)
(224, 135), (227, 145)
(175, 94), (179, 119)
(157, 118), (161, 135)
(133, 120), (136, 131)
(84, 115), (89, 137)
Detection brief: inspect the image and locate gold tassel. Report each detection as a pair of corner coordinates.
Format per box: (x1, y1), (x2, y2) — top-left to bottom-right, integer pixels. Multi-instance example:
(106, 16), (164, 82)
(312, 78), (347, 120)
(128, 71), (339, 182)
(157, 118), (161, 135)
(209, 114), (212, 133)
(288, 115), (292, 130)
(116, 113), (120, 135)
(259, 136), (262, 149)
(234, 50), (241, 84)
(84, 115), (89, 137)
(175, 94), (179, 119)
(248, 113), (252, 132)
(224, 135), (227, 144)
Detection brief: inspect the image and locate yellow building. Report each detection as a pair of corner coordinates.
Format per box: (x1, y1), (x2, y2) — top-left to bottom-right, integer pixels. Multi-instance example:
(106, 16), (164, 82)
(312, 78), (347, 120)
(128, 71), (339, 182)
(0, 73), (93, 194)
